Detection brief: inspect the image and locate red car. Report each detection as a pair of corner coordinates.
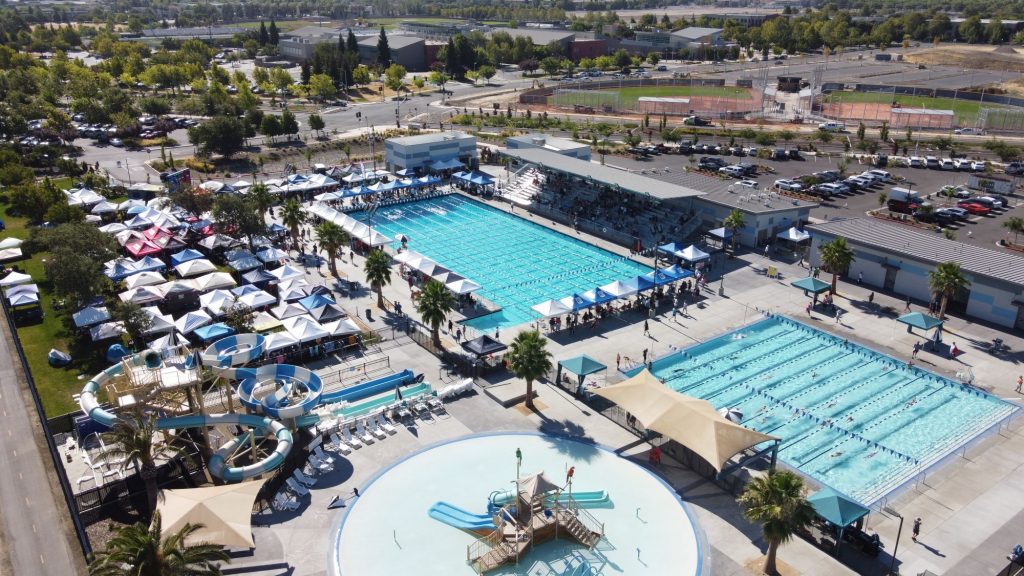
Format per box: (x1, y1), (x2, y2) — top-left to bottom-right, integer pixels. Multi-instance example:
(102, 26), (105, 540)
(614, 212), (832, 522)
(957, 200), (990, 216)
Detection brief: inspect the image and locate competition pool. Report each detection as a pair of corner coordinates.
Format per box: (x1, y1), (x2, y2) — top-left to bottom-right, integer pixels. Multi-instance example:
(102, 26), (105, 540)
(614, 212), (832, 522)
(644, 316), (1019, 505)
(329, 433), (706, 576)
(363, 195), (649, 331)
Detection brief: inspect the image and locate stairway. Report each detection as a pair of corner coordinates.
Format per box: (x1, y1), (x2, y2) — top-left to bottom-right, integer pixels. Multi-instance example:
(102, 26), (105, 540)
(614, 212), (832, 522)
(560, 512), (601, 549)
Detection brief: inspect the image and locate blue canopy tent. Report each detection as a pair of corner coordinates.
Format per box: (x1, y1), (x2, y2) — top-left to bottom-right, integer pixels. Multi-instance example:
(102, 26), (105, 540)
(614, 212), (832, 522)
(662, 264), (695, 280)
(430, 158), (464, 171)
(641, 269), (678, 286)
(417, 175), (442, 186)
(580, 287), (616, 305)
(556, 355), (608, 396)
(560, 293), (596, 312)
(241, 268), (275, 286)
(344, 185), (374, 197)
(298, 293), (335, 311)
(395, 168), (418, 177)
(657, 242), (686, 256)
(806, 487), (871, 557)
(622, 275), (656, 293)
(897, 311), (943, 334)
(194, 322), (235, 342)
(791, 276), (832, 297)
(170, 249), (205, 267)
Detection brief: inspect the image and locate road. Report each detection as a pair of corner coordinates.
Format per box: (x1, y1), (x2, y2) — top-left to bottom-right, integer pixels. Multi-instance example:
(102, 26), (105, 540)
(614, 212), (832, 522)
(0, 306), (83, 576)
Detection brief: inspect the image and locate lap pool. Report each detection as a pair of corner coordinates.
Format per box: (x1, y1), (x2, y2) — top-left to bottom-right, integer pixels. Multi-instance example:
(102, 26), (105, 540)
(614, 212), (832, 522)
(329, 433), (706, 576)
(362, 195), (649, 331)
(642, 316), (1019, 505)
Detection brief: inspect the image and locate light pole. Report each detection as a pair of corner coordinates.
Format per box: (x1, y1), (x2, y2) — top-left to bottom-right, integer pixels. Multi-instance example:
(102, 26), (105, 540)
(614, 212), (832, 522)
(883, 506), (904, 575)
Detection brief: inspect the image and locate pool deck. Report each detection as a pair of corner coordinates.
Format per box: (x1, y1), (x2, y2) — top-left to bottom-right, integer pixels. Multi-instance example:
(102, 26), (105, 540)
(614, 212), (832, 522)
(245, 194), (1024, 576)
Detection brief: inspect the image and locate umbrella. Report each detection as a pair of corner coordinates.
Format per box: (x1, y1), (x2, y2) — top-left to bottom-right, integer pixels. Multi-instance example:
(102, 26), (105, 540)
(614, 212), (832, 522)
(531, 299), (570, 318)
(718, 407), (744, 424)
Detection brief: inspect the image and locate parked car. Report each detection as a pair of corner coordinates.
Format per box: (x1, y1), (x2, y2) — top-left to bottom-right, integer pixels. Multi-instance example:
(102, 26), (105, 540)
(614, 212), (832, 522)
(954, 127), (982, 135)
(908, 156), (925, 168)
(735, 163), (758, 176)
(953, 158), (973, 171)
(957, 200), (991, 215)
(719, 165), (747, 178)
(736, 180), (758, 189)
(936, 207), (969, 220)
(970, 160), (986, 172)
(1006, 162), (1024, 175)
(818, 121), (846, 132)
(939, 159), (955, 170)
(941, 185), (972, 199)
(774, 178), (804, 192)
(845, 176), (871, 190)
(867, 169), (893, 182)
(814, 170), (840, 183)
(698, 157), (726, 170)
(925, 156), (940, 169)
(975, 196), (1006, 209)
(110, 138), (124, 147)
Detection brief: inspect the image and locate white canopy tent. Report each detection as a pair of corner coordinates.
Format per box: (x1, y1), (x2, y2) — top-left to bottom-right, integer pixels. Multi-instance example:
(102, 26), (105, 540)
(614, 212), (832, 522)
(191, 272), (237, 292)
(677, 245), (710, 263)
(0, 237), (24, 250)
(531, 299), (571, 318)
(119, 286), (165, 305)
(124, 271), (166, 290)
(282, 315), (329, 342)
(599, 280), (638, 298)
(447, 278), (482, 295)
(175, 259), (217, 278)
(264, 331), (299, 352)
(0, 270), (32, 286)
(321, 318), (361, 337)
(174, 310), (213, 334)
(90, 321), (125, 342)
(73, 306), (110, 328)
(777, 227), (811, 243)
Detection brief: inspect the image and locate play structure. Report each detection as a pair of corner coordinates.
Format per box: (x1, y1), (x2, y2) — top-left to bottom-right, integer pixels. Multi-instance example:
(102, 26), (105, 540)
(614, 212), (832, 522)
(428, 472), (608, 573)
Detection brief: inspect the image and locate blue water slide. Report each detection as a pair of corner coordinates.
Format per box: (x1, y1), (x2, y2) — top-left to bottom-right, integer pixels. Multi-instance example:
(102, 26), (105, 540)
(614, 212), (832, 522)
(490, 489), (612, 509)
(234, 364), (324, 419)
(318, 369), (419, 404)
(428, 502), (496, 531)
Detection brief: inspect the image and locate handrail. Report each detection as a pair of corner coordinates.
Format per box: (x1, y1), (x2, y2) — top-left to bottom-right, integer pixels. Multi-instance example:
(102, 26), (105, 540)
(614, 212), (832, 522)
(564, 495), (605, 537)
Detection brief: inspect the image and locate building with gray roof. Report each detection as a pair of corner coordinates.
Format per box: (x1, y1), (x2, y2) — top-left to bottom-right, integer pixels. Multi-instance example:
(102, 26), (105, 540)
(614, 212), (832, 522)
(807, 218), (1024, 329)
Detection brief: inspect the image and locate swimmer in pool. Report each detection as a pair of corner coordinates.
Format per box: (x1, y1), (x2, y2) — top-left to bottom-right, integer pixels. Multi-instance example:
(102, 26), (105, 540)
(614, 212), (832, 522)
(827, 400), (838, 408)
(846, 415), (855, 422)
(831, 451), (844, 458)
(866, 451), (878, 459)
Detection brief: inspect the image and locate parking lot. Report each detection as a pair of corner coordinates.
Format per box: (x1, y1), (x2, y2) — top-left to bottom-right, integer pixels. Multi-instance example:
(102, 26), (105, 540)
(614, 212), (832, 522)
(607, 151), (1022, 252)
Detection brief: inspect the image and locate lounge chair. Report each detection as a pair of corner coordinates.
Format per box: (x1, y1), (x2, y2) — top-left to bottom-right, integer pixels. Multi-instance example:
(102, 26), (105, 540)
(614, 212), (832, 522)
(273, 490), (300, 511)
(293, 468), (317, 487)
(308, 454), (332, 472)
(285, 477), (310, 497)
(367, 417), (387, 440)
(329, 432), (352, 455)
(427, 397), (444, 411)
(76, 474), (95, 489)
(356, 421), (375, 445)
(342, 426), (363, 448)
(378, 414), (397, 435)
(313, 445), (336, 464)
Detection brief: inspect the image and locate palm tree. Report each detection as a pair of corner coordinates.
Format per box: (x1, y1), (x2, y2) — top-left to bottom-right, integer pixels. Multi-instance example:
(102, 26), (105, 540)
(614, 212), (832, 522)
(1003, 216), (1024, 245)
(818, 236), (856, 294)
(95, 410), (184, 514)
(738, 470), (814, 576)
(314, 221), (349, 278)
(723, 209), (745, 254)
(280, 199), (305, 250)
(506, 330), (553, 410)
(364, 248), (392, 308)
(246, 182), (275, 223)
(928, 261), (970, 319)
(89, 510), (229, 576)
(416, 279), (455, 346)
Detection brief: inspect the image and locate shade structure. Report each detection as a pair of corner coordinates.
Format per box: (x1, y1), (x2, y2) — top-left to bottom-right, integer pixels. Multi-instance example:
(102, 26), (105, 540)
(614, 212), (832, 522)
(252, 311), (283, 332)
(432, 270), (463, 285)
(641, 269), (679, 286)
(558, 355), (606, 378)
(277, 278), (310, 293)
(531, 299), (571, 318)
(279, 286), (311, 302)
(200, 289), (236, 317)
(175, 310), (213, 334)
(282, 315), (329, 342)
(430, 158), (464, 171)
(517, 472), (560, 500)
(256, 247), (289, 263)
(119, 286), (164, 305)
(98, 222), (129, 234)
(151, 235), (186, 253)
(594, 370), (778, 471)
(897, 312), (944, 332)
(777, 227), (811, 243)
(228, 256), (262, 272)
(807, 487), (870, 529)
(415, 259), (444, 277)
(124, 238), (163, 258)
(148, 331), (189, 350)
(141, 307), (176, 334)
(308, 303), (346, 322)
(321, 318), (360, 337)
(392, 250), (417, 265)
(191, 272), (237, 293)
(225, 249), (255, 262)
(272, 302), (308, 320)
(790, 276), (832, 295)
(558, 293), (595, 312)
(462, 334), (508, 357)
(264, 331), (299, 352)
(157, 481), (264, 549)
(170, 248), (205, 267)
(661, 264), (694, 281)
(363, 230), (392, 247)
(0, 270), (32, 286)
(677, 245), (710, 263)
(175, 258), (217, 278)
(125, 271), (166, 290)
(242, 269), (275, 285)
(600, 280), (638, 298)
(446, 278), (482, 295)
(718, 407), (743, 423)
(0, 245), (22, 262)
(707, 227), (733, 240)
(73, 306), (110, 328)
(266, 265), (304, 283)
(235, 289), (276, 309)
(0, 237), (23, 250)
(199, 234), (242, 251)
(580, 287), (616, 305)
(8, 291), (39, 306)
(657, 242), (686, 256)
(194, 322), (236, 342)
(90, 322), (125, 342)
(298, 293), (334, 311)
(622, 275), (655, 293)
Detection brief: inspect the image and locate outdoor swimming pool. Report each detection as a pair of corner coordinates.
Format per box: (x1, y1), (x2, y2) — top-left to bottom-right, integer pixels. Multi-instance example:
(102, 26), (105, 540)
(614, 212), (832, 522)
(329, 433), (705, 576)
(645, 316), (1019, 505)
(365, 195), (649, 330)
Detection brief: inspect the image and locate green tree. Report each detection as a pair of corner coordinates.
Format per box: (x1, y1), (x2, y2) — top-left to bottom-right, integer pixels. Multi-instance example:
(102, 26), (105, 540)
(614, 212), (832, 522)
(364, 249), (392, 308)
(376, 27), (391, 67)
(856, 122), (866, 142)
(260, 114), (282, 142)
(307, 73), (337, 101)
(280, 109), (299, 138)
(738, 470), (814, 576)
(476, 65), (497, 84)
(187, 116), (245, 158)
(818, 236), (856, 294)
(384, 63), (407, 96)
(268, 19), (279, 45)
(300, 60), (311, 85)
(280, 198), (306, 250)
(959, 16), (984, 44)
(246, 183), (275, 223)
(416, 279), (456, 347)
(222, 303), (255, 334)
(986, 17), (1005, 44)
(315, 221), (349, 278)
(352, 65), (371, 86)
(722, 209), (745, 253)
(258, 21), (268, 46)
(95, 410), (185, 514)
(929, 261), (970, 319)
(1003, 216), (1024, 244)
(35, 223), (115, 308)
(506, 330), (552, 410)
(879, 121), (889, 143)
(166, 186), (213, 219)
(88, 510), (229, 576)
(429, 70), (449, 94)
(308, 114), (325, 138)
(212, 194), (264, 248)
(110, 300), (154, 348)
(647, 52), (661, 65)
(540, 56), (562, 76)
(9, 181), (64, 222)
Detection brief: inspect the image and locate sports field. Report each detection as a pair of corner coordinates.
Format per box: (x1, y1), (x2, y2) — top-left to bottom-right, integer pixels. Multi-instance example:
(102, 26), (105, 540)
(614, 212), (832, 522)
(824, 91), (988, 124)
(610, 85), (753, 107)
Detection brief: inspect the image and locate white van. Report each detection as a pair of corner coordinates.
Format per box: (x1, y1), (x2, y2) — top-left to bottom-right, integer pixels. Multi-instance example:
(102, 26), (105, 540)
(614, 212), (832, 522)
(867, 169), (892, 182)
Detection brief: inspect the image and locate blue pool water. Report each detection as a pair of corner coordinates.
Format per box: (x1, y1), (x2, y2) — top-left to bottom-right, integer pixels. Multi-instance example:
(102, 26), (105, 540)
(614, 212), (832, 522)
(365, 195), (649, 330)
(645, 316), (1019, 505)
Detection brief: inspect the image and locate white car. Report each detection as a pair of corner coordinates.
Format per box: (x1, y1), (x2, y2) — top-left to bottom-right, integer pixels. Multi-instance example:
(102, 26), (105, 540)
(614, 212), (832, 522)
(736, 180), (758, 189)
(774, 178), (804, 192)
(954, 127), (982, 135)
(719, 165), (747, 177)
(970, 160), (986, 172)
(908, 156), (925, 168)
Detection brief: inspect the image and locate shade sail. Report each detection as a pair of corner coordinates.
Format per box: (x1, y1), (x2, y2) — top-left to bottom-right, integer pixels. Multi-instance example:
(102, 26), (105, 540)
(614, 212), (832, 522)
(594, 370), (777, 471)
(807, 487), (870, 528)
(791, 276), (832, 294)
(778, 227), (811, 243)
(462, 334), (507, 357)
(157, 481), (264, 549)
(558, 355), (606, 377)
(897, 312), (943, 332)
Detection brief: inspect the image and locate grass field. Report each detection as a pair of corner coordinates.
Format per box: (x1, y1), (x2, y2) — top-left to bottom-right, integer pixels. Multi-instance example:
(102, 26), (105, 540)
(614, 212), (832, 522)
(611, 85), (752, 107)
(824, 91), (995, 124)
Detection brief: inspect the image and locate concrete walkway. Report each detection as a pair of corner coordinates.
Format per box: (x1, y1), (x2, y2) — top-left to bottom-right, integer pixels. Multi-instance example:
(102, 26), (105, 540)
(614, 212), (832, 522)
(0, 306), (84, 575)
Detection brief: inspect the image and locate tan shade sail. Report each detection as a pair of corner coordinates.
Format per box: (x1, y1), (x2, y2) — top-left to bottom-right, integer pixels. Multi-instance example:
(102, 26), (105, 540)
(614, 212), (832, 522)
(595, 370), (777, 471)
(157, 480), (264, 549)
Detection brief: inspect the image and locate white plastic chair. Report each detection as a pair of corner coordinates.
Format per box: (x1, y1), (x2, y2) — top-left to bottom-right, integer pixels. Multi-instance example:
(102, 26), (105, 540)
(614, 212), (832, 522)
(342, 426), (363, 448)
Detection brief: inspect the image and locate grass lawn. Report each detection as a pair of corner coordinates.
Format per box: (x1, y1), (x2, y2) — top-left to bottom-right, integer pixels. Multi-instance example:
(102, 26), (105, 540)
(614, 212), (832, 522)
(2, 203), (111, 418)
(561, 85), (752, 108)
(234, 20), (312, 33)
(824, 91), (999, 124)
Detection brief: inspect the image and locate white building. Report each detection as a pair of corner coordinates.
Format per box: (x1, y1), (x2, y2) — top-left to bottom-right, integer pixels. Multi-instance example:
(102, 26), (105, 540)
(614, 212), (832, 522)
(505, 134), (592, 161)
(384, 131), (478, 172)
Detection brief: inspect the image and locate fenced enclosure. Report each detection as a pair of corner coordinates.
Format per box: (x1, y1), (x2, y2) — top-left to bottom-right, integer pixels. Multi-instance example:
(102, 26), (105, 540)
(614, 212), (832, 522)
(978, 107), (1024, 132)
(552, 89), (621, 112)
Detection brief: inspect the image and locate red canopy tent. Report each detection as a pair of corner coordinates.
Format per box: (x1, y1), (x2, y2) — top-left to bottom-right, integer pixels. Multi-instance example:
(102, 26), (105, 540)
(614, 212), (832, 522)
(125, 238), (163, 257)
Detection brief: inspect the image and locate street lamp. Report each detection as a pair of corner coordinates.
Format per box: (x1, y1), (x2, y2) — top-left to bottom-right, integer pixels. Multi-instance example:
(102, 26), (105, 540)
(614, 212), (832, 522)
(882, 506), (904, 575)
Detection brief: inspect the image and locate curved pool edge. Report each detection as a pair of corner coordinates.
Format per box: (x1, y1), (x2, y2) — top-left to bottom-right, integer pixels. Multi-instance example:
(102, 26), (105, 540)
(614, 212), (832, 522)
(326, 430), (709, 576)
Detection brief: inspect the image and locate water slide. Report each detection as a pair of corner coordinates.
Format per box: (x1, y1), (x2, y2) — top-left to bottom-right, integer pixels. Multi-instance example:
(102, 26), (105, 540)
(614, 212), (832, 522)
(428, 502), (496, 534)
(490, 489), (612, 509)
